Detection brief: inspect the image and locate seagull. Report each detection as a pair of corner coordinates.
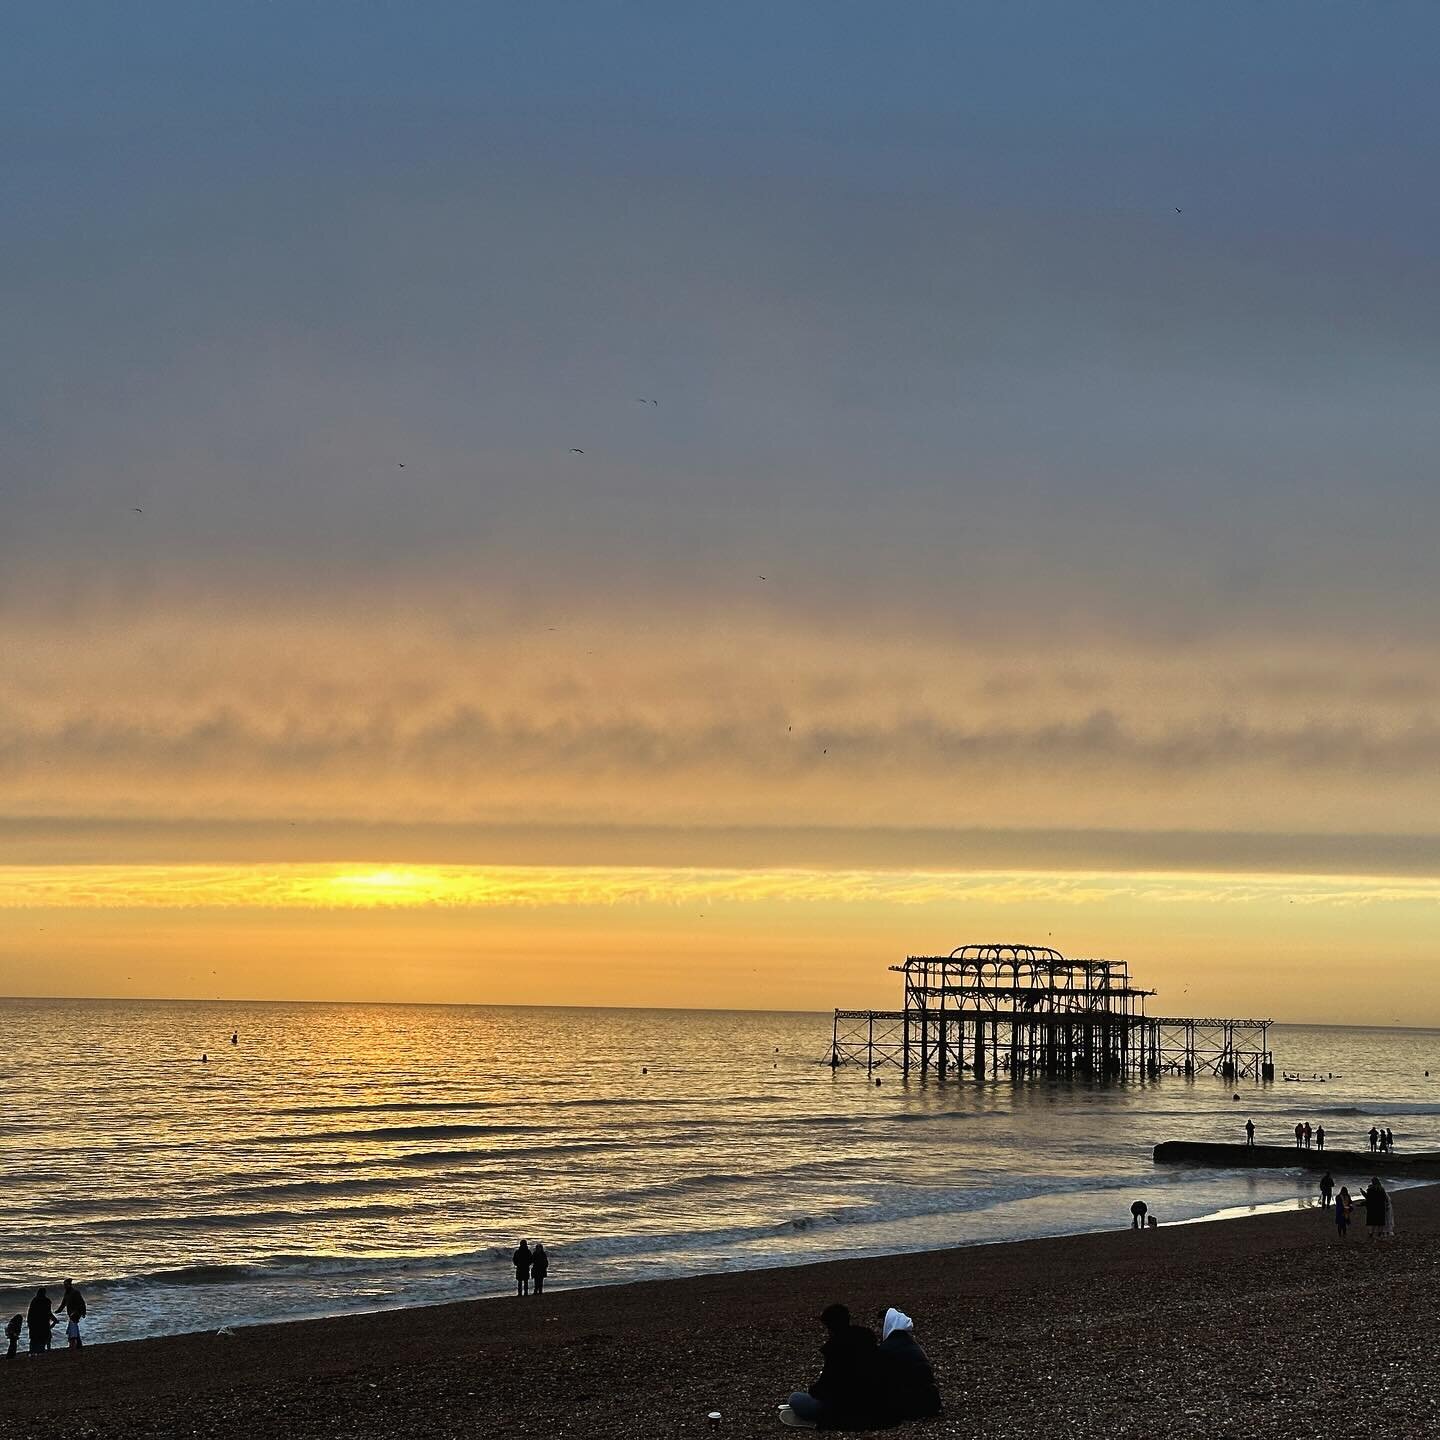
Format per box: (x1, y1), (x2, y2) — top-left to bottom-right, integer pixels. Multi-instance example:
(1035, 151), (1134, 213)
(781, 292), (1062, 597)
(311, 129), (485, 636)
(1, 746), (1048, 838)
(758, 576), (767, 581)
(570, 448), (584, 454)
(635, 398), (657, 406)
(397, 462), (405, 468)
(1175, 207), (1182, 213)
(133, 508), (143, 513)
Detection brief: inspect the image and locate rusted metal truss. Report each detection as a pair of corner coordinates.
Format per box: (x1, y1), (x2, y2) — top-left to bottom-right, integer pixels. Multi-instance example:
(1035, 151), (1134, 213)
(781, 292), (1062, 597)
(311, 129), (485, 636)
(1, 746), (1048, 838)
(831, 943), (1273, 1082)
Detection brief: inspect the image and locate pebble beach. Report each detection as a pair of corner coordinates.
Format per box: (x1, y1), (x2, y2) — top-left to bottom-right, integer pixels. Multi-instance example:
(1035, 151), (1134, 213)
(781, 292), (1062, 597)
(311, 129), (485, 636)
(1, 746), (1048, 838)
(5, 1183), (1439, 1439)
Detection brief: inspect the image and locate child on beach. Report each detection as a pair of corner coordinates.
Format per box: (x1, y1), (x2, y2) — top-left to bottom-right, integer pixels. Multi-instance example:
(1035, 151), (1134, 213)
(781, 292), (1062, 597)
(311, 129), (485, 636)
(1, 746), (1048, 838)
(4, 1313), (19, 1359)
(1335, 1187), (1352, 1239)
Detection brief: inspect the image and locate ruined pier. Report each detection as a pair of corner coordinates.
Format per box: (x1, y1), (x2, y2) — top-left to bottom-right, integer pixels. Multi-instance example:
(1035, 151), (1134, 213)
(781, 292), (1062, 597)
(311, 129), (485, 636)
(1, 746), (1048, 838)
(831, 942), (1274, 1082)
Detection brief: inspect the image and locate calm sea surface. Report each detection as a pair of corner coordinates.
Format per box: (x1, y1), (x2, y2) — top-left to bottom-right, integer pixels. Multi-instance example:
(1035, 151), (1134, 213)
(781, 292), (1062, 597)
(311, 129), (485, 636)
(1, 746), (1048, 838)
(1, 1000), (1435, 1344)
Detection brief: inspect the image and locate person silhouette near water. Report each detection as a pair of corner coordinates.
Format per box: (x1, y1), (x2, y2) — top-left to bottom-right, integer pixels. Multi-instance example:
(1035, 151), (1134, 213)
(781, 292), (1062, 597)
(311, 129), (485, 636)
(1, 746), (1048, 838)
(55, 1279), (86, 1348)
(1245, 1118), (1255, 1147)
(1130, 1200), (1148, 1230)
(1319, 1171), (1334, 1212)
(1364, 1177), (1388, 1237)
(512, 1240), (532, 1296)
(1386, 1127), (1395, 1153)
(1369, 1125), (1379, 1153)
(1302, 1122), (1312, 1149)
(4, 1313), (20, 1359)
(1335, 1186), (1353, 1239)
(1294, 1122), (1304, 1149)
(531, 1242), (548, 1295)
(1316, 1124), (1325, 1152)
(26, 1289), (56, 1354)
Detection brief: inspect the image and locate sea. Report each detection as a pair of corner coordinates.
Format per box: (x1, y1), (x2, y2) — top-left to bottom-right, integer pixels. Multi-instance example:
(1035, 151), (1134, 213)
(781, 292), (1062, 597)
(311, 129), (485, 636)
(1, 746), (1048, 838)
(1, 999), (1435, 1345)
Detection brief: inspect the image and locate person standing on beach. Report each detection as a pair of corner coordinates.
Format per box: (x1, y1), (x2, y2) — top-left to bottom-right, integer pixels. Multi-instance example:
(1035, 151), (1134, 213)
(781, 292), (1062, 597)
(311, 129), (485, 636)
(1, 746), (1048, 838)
(1302, 1122), (1312, 1149)
(1294, 1123), (1304, 1149)
(55, 1279), (86, 1348)
(531, 1243), (548, 1296)
(1386, 1126), (1395, 1153)
(512, 1240), (532, 1296)
(1320, 1171), (1334, 1212)
(1335, 1186), (1353, 1239)
(25, 1289), (56, 1354)
(1245, 1118), (1255, 1147)
(4, 1314), (20, 1360)
(1369, 1125), (1379, 1153)
(1364, 1178), (1387, 1238)
(1316, 1124), (1325, 1152)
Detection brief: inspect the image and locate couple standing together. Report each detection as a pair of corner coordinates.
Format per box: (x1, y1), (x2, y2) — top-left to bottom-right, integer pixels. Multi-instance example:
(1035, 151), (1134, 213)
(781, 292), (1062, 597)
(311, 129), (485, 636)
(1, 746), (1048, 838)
(512, 1240), (549, 1295)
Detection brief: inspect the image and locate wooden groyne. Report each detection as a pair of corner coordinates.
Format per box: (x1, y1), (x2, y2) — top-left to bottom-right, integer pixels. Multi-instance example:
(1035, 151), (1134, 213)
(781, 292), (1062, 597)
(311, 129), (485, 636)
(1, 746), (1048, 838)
(1154, 1141), (1440, 1177)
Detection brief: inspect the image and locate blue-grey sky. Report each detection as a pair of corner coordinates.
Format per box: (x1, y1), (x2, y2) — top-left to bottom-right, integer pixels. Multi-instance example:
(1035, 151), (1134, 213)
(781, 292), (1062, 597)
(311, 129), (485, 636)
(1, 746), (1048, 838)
(6, 2), (1440, 859)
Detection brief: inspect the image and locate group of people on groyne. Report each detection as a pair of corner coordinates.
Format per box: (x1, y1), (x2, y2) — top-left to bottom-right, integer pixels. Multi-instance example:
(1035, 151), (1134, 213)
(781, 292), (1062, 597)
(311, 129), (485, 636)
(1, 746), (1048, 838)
(1316, 1171), (1394, 1240)
(6, 1280), (86, 1357)
(511, 1240), (550, 1296)
(778, 1303), (941, 1430)
(1243, 1118), (1399, 1154)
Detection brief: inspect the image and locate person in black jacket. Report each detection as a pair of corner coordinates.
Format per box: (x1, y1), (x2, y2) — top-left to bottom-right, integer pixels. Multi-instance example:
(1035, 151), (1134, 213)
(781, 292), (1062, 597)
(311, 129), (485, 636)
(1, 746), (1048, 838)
(531, 1243), (549, 1295)
(512, 1240), (532, 1296)
(26, 1289), (56, 1354)
(876, 1308), (941, 1422)
(780, 1303), (881, 1429)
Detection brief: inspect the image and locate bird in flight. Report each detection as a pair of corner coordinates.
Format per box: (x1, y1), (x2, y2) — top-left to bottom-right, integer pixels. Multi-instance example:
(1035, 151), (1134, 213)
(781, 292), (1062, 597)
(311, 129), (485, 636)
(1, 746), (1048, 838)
(570, 448), (584, 454)
(1175, 207), (1182, 213)
(397, 462), (405, 468)
(132, 508), (143, 514)
(635, 398), (658, 406)
(758, 575), (767, 581)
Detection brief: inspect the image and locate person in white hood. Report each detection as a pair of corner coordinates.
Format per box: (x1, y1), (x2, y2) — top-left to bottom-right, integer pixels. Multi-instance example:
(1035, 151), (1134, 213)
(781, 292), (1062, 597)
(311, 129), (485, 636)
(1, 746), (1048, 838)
(876, 1307), (942, 1422)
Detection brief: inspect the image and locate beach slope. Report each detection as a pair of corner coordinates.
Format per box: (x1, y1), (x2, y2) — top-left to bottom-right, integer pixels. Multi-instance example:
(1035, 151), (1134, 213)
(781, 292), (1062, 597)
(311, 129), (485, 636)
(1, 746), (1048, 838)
(4, 1188), (1440, 1438)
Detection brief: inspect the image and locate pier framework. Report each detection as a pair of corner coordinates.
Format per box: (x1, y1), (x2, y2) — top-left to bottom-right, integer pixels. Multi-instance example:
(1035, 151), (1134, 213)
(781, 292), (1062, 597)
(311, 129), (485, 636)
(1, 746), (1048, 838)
(831, 943), (1273, 1082)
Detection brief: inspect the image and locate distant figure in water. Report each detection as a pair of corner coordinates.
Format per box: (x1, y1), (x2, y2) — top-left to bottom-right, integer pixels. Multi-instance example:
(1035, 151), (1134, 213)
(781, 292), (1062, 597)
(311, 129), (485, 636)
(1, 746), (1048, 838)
(201, 1053), (208, 1064)
(5, 1313), (20, 1359)
(231, 1031), (238, 1045)
(1316, 1124), (1325, 1152)
(55, 1279), (86, 1349)
(1244, 1118), (1255, 1147)
(1130, 1200), (1148, 1231)
(1369, 1125), (1379, 1153)
(26, 1289), (56, 1354)
(512, 1240), (532, 1296)
(1320, 1171), (1334, 1211)
(531, 1242), (548, 1295)
(1335, 1186), (1353, 1239)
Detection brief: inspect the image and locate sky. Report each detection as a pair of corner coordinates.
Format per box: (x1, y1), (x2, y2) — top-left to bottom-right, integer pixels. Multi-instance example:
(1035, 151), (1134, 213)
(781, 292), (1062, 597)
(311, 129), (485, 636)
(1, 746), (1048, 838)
(5, 3), (1440, 1020)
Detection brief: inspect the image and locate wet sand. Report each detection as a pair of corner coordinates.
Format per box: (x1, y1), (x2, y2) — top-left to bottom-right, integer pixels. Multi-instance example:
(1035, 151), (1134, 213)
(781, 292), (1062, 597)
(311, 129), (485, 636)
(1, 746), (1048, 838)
(4, 1185), (1439, 1438)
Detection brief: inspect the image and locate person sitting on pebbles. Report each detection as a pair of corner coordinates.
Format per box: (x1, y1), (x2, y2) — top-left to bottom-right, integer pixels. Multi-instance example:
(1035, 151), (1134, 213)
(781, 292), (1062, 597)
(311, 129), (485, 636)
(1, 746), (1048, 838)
(779, 1303), (881, 1430)
(875, 1307), (942, 1423)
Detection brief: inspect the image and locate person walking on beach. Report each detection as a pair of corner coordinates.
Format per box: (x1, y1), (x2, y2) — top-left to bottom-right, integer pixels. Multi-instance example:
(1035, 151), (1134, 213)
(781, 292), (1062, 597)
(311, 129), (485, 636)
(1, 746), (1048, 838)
(4, 1314), (20, 1360)
(1294, 1123), (1304, 1149)
(1335, 1186), (1353, 1239)
(55, 1279), (86, 1349)
(1369, 1125), (1379, 1153)
(1320, 1171), (1334, 1212)
(779, 1303), (880, 1430)
(1245, 1118), (1255, 1147)
(512, 1240), (533, 1296)
(1129, 1199), (1148, 1231)
(1316, 1124), (1325, 1152)
(25, 1289), (56, 1354)
(1364, 1178), (1388, 1238)
(531, 1243), (548, 1296)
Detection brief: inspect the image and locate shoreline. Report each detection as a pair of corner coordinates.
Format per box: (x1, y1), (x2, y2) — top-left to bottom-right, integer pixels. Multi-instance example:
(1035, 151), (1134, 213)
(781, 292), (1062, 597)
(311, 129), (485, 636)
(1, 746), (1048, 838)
(7, 1180), (1440, 1438)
